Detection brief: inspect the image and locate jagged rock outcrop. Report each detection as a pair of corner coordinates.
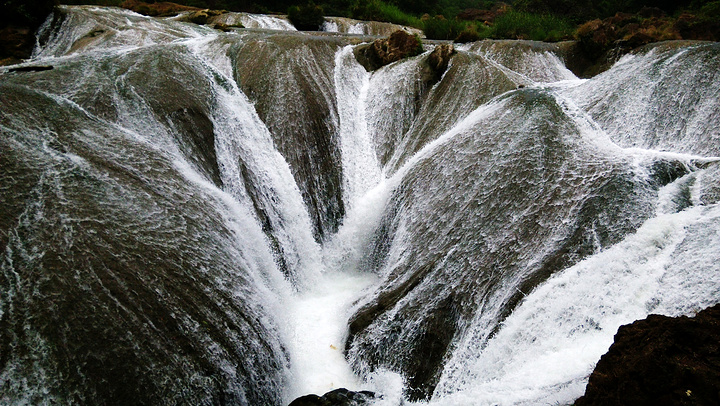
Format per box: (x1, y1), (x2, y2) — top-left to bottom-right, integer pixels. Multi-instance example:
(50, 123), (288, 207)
(421, 43), (455, 84)
(354, 30), (423, 71)
(575, 304), (720, 405)
(288, 388), (376, 406)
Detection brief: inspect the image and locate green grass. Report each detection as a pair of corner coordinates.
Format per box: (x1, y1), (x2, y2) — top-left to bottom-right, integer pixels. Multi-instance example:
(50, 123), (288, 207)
(351, 0), (423, 28)
(454, 22), (493, 42)
(490, 11), (575, 41)
(423, 16), (467, 40)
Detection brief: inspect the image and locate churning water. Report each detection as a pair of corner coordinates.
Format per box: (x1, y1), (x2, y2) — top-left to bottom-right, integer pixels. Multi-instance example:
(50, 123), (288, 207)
(1, 6), (719, 405)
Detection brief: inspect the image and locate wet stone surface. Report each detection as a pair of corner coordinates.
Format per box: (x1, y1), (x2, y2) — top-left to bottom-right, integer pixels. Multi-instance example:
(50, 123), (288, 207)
(288, 388), (377, 406)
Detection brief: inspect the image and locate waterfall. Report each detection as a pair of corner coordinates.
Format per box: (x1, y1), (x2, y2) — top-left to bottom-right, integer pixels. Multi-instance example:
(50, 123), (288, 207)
(2, 6), (719, 405)
(322, 17), (423, 37)
(210, 12), (297, 31)
(566, 42), (720, 156)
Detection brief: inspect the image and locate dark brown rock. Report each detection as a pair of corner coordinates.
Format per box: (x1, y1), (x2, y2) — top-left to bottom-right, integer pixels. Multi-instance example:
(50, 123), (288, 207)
(354, 30), (423, 72)
(288, 388), (376, 406)
(674, 13), (720, 42)
(420, 43), (456, 85)
(575, 304), (720, 406)
(179, 9), (226, 25)
(0, 26), (36, 64)
(568, 9), (719, 77)
(456, 3), (509, 23)
(427, 44), (454, 73)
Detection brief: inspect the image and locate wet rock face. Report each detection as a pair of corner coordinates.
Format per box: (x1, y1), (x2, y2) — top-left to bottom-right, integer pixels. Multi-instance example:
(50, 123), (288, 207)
(575, 304), (720, 406)
(288, 388), (376, 406)
(346, 91), (665, 401)
(354, 30), (423, 71)
(1, 37), (290, 406)
(0, 82), (288, 406)
(231, 34), (346, 241)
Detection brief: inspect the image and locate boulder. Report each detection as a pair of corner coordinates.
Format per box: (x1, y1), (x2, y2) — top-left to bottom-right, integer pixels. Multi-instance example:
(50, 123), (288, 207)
(0, 26), (35, 65)
(354, 30), (423, 72)
(420, 43), (455, 84)
(575, 304), (720, 405)
(427, 43), (454, 74)
(181, 9), (226, 25)
(288, 388), (376, 406)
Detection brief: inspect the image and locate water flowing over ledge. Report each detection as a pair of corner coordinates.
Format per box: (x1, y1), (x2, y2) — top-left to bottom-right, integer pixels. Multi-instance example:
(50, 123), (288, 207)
(1, 6), (719, 405)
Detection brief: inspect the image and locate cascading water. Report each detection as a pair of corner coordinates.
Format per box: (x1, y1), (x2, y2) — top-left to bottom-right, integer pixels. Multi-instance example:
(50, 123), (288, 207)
(2, 6), (719, 405)
(209, 12), (297, 31)
(322, 17), (423, 37)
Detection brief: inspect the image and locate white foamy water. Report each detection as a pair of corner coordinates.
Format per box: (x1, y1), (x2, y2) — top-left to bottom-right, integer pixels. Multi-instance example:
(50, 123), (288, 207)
(285, 270), (377, 399)
(334, 45), (381, 210)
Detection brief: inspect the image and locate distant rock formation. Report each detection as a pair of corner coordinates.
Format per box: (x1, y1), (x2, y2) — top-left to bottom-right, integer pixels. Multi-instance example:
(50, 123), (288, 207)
(288, 388), (376, 406)
(353, 30), (423, 71)
(178, 9), (227, 25)
(571, 8), (720, 77)
(575, 304), (720, 405)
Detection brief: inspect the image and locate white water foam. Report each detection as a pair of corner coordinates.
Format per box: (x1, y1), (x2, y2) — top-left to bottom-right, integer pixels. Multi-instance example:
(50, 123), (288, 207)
(284, 270), (377, 399)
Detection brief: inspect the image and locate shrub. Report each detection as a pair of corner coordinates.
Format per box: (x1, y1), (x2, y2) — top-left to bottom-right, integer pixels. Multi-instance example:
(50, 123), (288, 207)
(423, 15), (466, 40)
(454, 22), (492, 42)
(491, 11), (574, 41)
(288, 1), (324, 31)
(697, 0), (720, 21)
(351, 0), (423, 28)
